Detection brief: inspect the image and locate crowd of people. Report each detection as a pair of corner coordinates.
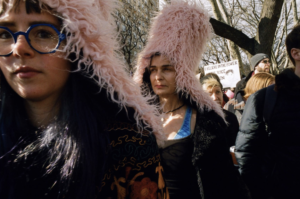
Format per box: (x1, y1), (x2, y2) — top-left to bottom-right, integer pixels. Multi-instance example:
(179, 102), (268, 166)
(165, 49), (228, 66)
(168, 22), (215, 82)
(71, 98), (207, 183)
(0, 0), (299, 199)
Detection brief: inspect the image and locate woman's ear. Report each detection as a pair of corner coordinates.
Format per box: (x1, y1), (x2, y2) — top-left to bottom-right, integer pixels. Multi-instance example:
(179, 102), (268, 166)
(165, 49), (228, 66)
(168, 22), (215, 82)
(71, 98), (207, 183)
(291, 48), (300, 61)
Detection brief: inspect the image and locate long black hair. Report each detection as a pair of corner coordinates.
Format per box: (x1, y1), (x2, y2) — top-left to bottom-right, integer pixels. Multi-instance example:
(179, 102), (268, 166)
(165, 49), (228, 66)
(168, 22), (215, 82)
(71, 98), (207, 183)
(0, 57), (118, 198)
(0, 1), (117, 198)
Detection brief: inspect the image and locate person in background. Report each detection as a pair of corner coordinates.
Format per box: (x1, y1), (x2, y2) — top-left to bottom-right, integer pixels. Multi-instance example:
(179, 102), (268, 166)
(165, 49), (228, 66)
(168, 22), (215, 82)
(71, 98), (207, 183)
(200, 73), (229, 105)
(201, 75), (251, 199)
(201, 76), (239, 150)
(235, 53), (271, 96)
(235, 23), (300, 199)
(243, 73), (275, 100)
(134, 1), (244, 198)
(0, 0), (167, 198)
(224, 72), (275, 123)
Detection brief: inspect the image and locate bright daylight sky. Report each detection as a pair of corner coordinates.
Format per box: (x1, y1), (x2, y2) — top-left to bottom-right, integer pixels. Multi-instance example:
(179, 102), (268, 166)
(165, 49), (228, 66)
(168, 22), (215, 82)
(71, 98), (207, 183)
(159, 0), (300, 15)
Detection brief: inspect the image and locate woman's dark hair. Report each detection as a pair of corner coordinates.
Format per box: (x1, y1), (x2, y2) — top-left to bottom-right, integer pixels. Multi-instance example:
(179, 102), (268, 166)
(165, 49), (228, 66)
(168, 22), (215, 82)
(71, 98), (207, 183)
(0, 1), (132, 198)
(0, 0), (51, 16)
(0, 57), (116, 198)
(286, 24), (300, 66)
(0, 1), (113, 198)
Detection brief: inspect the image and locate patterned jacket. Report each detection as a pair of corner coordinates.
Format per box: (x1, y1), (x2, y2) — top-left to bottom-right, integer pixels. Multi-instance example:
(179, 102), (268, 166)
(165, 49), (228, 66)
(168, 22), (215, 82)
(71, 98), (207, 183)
(99, 109), (168, 199)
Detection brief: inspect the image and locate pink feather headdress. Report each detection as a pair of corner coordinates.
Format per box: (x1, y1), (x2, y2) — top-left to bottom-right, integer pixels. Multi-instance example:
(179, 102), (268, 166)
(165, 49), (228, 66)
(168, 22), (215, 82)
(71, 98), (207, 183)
(0, 0), (165, 145)
(134, 0), (224, 119)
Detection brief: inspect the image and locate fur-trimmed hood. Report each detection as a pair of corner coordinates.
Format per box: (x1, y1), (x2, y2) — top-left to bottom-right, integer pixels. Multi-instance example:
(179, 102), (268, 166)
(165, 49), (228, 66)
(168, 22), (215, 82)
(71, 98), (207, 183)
(0, 0), (165, 145)
(133, 0), (224, 119)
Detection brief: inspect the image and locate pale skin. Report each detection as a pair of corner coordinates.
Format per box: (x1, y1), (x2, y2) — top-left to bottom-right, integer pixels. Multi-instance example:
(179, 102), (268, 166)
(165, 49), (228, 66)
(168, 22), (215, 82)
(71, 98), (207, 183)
(204, 85), (223, 106)
(149, 55), (197, 140)
(291, 48), (300, 78)
(254, 58), (270, 74)
(0, 2), (70, 128)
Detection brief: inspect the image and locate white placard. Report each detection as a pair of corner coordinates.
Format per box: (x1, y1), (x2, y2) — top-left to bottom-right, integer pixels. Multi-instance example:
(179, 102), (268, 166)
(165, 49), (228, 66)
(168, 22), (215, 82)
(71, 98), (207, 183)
(203, 60), (241, 88)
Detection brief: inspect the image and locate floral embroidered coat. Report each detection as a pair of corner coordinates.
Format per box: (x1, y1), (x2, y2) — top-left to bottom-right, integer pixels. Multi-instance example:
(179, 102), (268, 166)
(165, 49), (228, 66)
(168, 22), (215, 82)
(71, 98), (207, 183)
(99, 115), (168, 199)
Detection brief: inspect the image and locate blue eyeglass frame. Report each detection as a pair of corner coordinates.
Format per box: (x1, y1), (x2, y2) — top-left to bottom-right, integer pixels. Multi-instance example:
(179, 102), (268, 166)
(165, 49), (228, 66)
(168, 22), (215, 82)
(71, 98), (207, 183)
(0, 23), (66, 56)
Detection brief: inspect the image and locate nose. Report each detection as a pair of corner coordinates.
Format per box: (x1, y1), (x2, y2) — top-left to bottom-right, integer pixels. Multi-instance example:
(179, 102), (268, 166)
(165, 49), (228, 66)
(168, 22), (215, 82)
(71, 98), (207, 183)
(155, 70), (163, 81)
(12, 35), (35, 58)
(211, 93), (217, 100)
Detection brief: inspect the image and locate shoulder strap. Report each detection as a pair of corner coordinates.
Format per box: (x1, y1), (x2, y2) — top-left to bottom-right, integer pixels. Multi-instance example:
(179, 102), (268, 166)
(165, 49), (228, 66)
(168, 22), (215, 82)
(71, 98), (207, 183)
(263, 84), (277, 125)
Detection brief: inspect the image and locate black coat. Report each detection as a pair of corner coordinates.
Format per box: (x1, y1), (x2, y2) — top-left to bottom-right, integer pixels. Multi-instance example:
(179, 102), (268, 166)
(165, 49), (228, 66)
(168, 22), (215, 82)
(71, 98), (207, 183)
(223, 109), (239, 149)
(191, 109), (246, 199)
(235, 69), (300, 199)
(235, 71), (253, 96)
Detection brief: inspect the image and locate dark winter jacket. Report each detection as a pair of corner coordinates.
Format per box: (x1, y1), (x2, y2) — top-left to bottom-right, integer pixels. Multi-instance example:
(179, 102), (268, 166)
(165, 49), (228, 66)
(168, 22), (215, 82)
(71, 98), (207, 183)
(191, 109), (246, 199)
(235, 68), (300, 199)
(223, 109), (239, 149)
(235, 71), (253, 96)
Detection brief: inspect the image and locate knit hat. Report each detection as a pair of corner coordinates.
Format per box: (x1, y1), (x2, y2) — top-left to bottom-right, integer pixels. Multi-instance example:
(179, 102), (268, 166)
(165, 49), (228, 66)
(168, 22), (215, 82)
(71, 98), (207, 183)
(0, 0), (165, 145)
(250, 53), (269, 70)
(133, 0), (224, 120)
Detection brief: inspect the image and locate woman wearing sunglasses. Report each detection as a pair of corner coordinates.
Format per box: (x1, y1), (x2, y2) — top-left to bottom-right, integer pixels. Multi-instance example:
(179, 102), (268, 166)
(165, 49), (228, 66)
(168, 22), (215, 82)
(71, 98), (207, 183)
(0, 0), (167, 198)
(134, 1), (245, 199)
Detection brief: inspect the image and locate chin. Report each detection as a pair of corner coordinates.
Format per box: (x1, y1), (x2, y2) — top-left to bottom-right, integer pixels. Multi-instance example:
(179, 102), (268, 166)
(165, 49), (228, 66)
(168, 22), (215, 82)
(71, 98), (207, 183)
(15, 89), (47, 102)
(153, 90), (167, 96)
(19, 95), (45, 102)
(215, 101), (222, 106)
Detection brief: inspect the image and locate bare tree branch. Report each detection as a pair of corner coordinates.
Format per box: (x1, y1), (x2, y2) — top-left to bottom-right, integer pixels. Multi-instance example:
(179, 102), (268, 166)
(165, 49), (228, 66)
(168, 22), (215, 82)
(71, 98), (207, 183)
(210, 18), (257, 54)
(291, 0), (299, 25)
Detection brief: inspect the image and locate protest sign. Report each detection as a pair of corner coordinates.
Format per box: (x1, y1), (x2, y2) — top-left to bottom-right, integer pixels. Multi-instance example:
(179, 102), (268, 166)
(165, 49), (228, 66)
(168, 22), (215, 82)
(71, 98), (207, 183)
(203, 60), (241, 88)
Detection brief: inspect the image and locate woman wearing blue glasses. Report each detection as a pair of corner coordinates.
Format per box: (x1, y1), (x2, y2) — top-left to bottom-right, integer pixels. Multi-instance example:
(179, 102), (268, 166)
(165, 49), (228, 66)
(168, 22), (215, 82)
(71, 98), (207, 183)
(0, 0), (167, 199)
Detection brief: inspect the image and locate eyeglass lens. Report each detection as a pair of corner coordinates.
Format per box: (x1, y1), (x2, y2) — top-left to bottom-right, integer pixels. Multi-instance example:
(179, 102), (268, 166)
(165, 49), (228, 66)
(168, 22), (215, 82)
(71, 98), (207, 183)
(0, 25), (60, 55)
(262, 60), (270, 64)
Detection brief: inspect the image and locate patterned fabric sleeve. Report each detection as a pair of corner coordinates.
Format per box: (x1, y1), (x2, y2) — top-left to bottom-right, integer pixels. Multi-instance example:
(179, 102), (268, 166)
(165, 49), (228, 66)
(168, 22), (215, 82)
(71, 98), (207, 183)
(98, 122), (169, 199)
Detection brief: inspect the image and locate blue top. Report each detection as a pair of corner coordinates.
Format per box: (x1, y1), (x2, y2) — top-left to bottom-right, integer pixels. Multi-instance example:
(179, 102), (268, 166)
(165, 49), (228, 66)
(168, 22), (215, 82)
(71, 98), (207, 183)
(173, 106), (192, 139)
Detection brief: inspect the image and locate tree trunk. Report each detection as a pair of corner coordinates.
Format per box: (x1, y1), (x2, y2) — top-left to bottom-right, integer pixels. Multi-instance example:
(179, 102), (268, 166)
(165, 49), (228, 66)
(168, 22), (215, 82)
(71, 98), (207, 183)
(254, 0), (285, 56)
(291, 0), (299, 25)
(208, 0), (224, 22)
(209, 0), (245, 75)
(210, 0), (284, 58)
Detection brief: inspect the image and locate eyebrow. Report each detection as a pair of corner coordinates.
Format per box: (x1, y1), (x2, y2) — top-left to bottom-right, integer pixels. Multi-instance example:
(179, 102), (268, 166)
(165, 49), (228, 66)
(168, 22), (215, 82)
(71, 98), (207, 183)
(0, 21), (60, 29)
(149, 64), (173, 67)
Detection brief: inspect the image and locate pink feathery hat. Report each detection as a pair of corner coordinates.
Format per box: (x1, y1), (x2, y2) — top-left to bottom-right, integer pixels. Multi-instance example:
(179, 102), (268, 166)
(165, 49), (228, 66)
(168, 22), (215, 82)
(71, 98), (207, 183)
(134, 0), (224, 119)
(0, 0), (165, 145)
